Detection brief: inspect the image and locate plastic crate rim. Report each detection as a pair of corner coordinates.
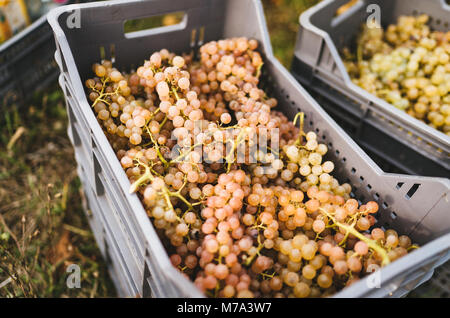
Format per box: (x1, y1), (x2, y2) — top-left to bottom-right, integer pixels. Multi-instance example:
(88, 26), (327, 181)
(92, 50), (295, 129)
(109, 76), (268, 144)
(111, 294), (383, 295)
(334, 231), (450, 297)
(0, 15), (48, 52)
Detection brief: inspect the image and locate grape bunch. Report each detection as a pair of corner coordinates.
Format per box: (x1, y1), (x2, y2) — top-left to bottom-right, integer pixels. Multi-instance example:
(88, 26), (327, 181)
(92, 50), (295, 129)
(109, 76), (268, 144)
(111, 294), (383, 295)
(85, 37), (418, 298)
(343, 14), (450, 135)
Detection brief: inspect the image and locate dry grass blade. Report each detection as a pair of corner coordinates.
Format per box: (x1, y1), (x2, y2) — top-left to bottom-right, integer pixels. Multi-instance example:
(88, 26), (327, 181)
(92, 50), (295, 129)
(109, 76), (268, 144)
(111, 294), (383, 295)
(0, 213), (24, 257)
(7, 126), (26, 151)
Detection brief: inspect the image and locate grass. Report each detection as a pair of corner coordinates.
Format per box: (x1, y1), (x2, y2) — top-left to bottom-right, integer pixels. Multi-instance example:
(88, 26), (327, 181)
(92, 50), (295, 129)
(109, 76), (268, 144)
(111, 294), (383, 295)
(0, 88), (116, 297)
(262, 0), (320, 68)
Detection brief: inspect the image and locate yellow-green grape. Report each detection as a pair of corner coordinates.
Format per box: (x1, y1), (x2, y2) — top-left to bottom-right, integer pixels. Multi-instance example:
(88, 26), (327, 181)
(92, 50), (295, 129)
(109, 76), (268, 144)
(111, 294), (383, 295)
(344, 14), (450, 133)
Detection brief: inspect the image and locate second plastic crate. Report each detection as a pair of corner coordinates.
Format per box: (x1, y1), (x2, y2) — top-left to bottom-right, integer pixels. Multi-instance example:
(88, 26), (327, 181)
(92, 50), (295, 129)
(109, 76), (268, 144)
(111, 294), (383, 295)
(408, 260), (450, 298)
(0, 15), (58, 107)
(0, 1), (92, 109)
(292, 0), (450, 177)
(49, 0), (450, 298)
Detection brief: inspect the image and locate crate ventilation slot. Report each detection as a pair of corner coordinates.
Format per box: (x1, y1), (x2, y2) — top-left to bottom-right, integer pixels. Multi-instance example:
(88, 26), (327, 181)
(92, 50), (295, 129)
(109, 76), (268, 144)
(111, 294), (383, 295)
(405, 184), (420, 199)
(190, 29), (197, 48)
(110, 44), (116, 63)
(198, 26), (205, 46)
(99, 46), (106, 61)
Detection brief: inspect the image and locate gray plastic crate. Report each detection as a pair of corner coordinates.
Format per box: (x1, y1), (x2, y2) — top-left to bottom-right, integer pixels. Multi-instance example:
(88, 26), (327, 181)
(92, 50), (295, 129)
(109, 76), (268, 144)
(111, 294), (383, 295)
(79, 166), (132, 298)
(409, 260), (450, 298)
(292, 0), (450, 178)
(63, 75), (126, 297)
(48, 0), (450, 298)
(0, 1), (91, 108)
(0, 15), (58, 107)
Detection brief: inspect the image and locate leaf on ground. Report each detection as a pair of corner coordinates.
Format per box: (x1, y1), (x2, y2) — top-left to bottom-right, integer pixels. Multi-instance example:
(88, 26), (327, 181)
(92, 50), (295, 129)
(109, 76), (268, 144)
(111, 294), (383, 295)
(48, 229), (73, 264)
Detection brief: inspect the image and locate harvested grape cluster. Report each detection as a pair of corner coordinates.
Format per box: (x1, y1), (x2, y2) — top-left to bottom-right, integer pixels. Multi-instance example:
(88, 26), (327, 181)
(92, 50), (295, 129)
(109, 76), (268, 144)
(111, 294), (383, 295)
(343, 15), (450, 135)
(85, 37), (417, 298)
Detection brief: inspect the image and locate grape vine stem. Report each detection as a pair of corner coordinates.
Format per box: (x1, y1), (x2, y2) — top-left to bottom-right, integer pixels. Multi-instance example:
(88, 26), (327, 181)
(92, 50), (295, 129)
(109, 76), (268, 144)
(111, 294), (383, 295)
(319, 208), (390, 266)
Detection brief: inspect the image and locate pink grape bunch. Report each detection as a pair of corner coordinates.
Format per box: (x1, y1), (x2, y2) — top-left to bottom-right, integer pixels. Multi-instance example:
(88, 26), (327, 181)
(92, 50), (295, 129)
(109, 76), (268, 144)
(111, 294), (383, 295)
(85, 37), (417, 298)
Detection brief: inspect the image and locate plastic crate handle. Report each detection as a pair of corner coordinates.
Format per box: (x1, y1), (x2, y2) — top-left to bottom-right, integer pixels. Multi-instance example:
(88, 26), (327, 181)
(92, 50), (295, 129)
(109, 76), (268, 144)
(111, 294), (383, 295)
(95, 0), (200, 21)
(306, 0), (450, 30)
(63, 0), (210, 38)
(123, 11), (188, 39)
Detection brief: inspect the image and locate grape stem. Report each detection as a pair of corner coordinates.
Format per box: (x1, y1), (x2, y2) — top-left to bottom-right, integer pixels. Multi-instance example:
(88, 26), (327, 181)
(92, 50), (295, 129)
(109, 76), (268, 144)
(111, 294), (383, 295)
(168, 180), (195, 211)
(255, 63), (263, 78)
(338, 218), (357, 247)
(159, 115), (168, 129)
(260, 271), (275, 280)
(129, 162), (154, 194)
(171, 86), (180, 101)
(170, 141), (204, 164)
(251, 223), (267, 230)
(293, 112), (306, 146)
(338, 210), (370, 246)
(129, 161), (197, 215)
(244, 235), (264, 266)
(144, 124), (169, 168)
(91, 77), (120, 108)
(407, 244), (419, 251)
(319, 208), (390, 266)
(225, 127), (249, 172)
